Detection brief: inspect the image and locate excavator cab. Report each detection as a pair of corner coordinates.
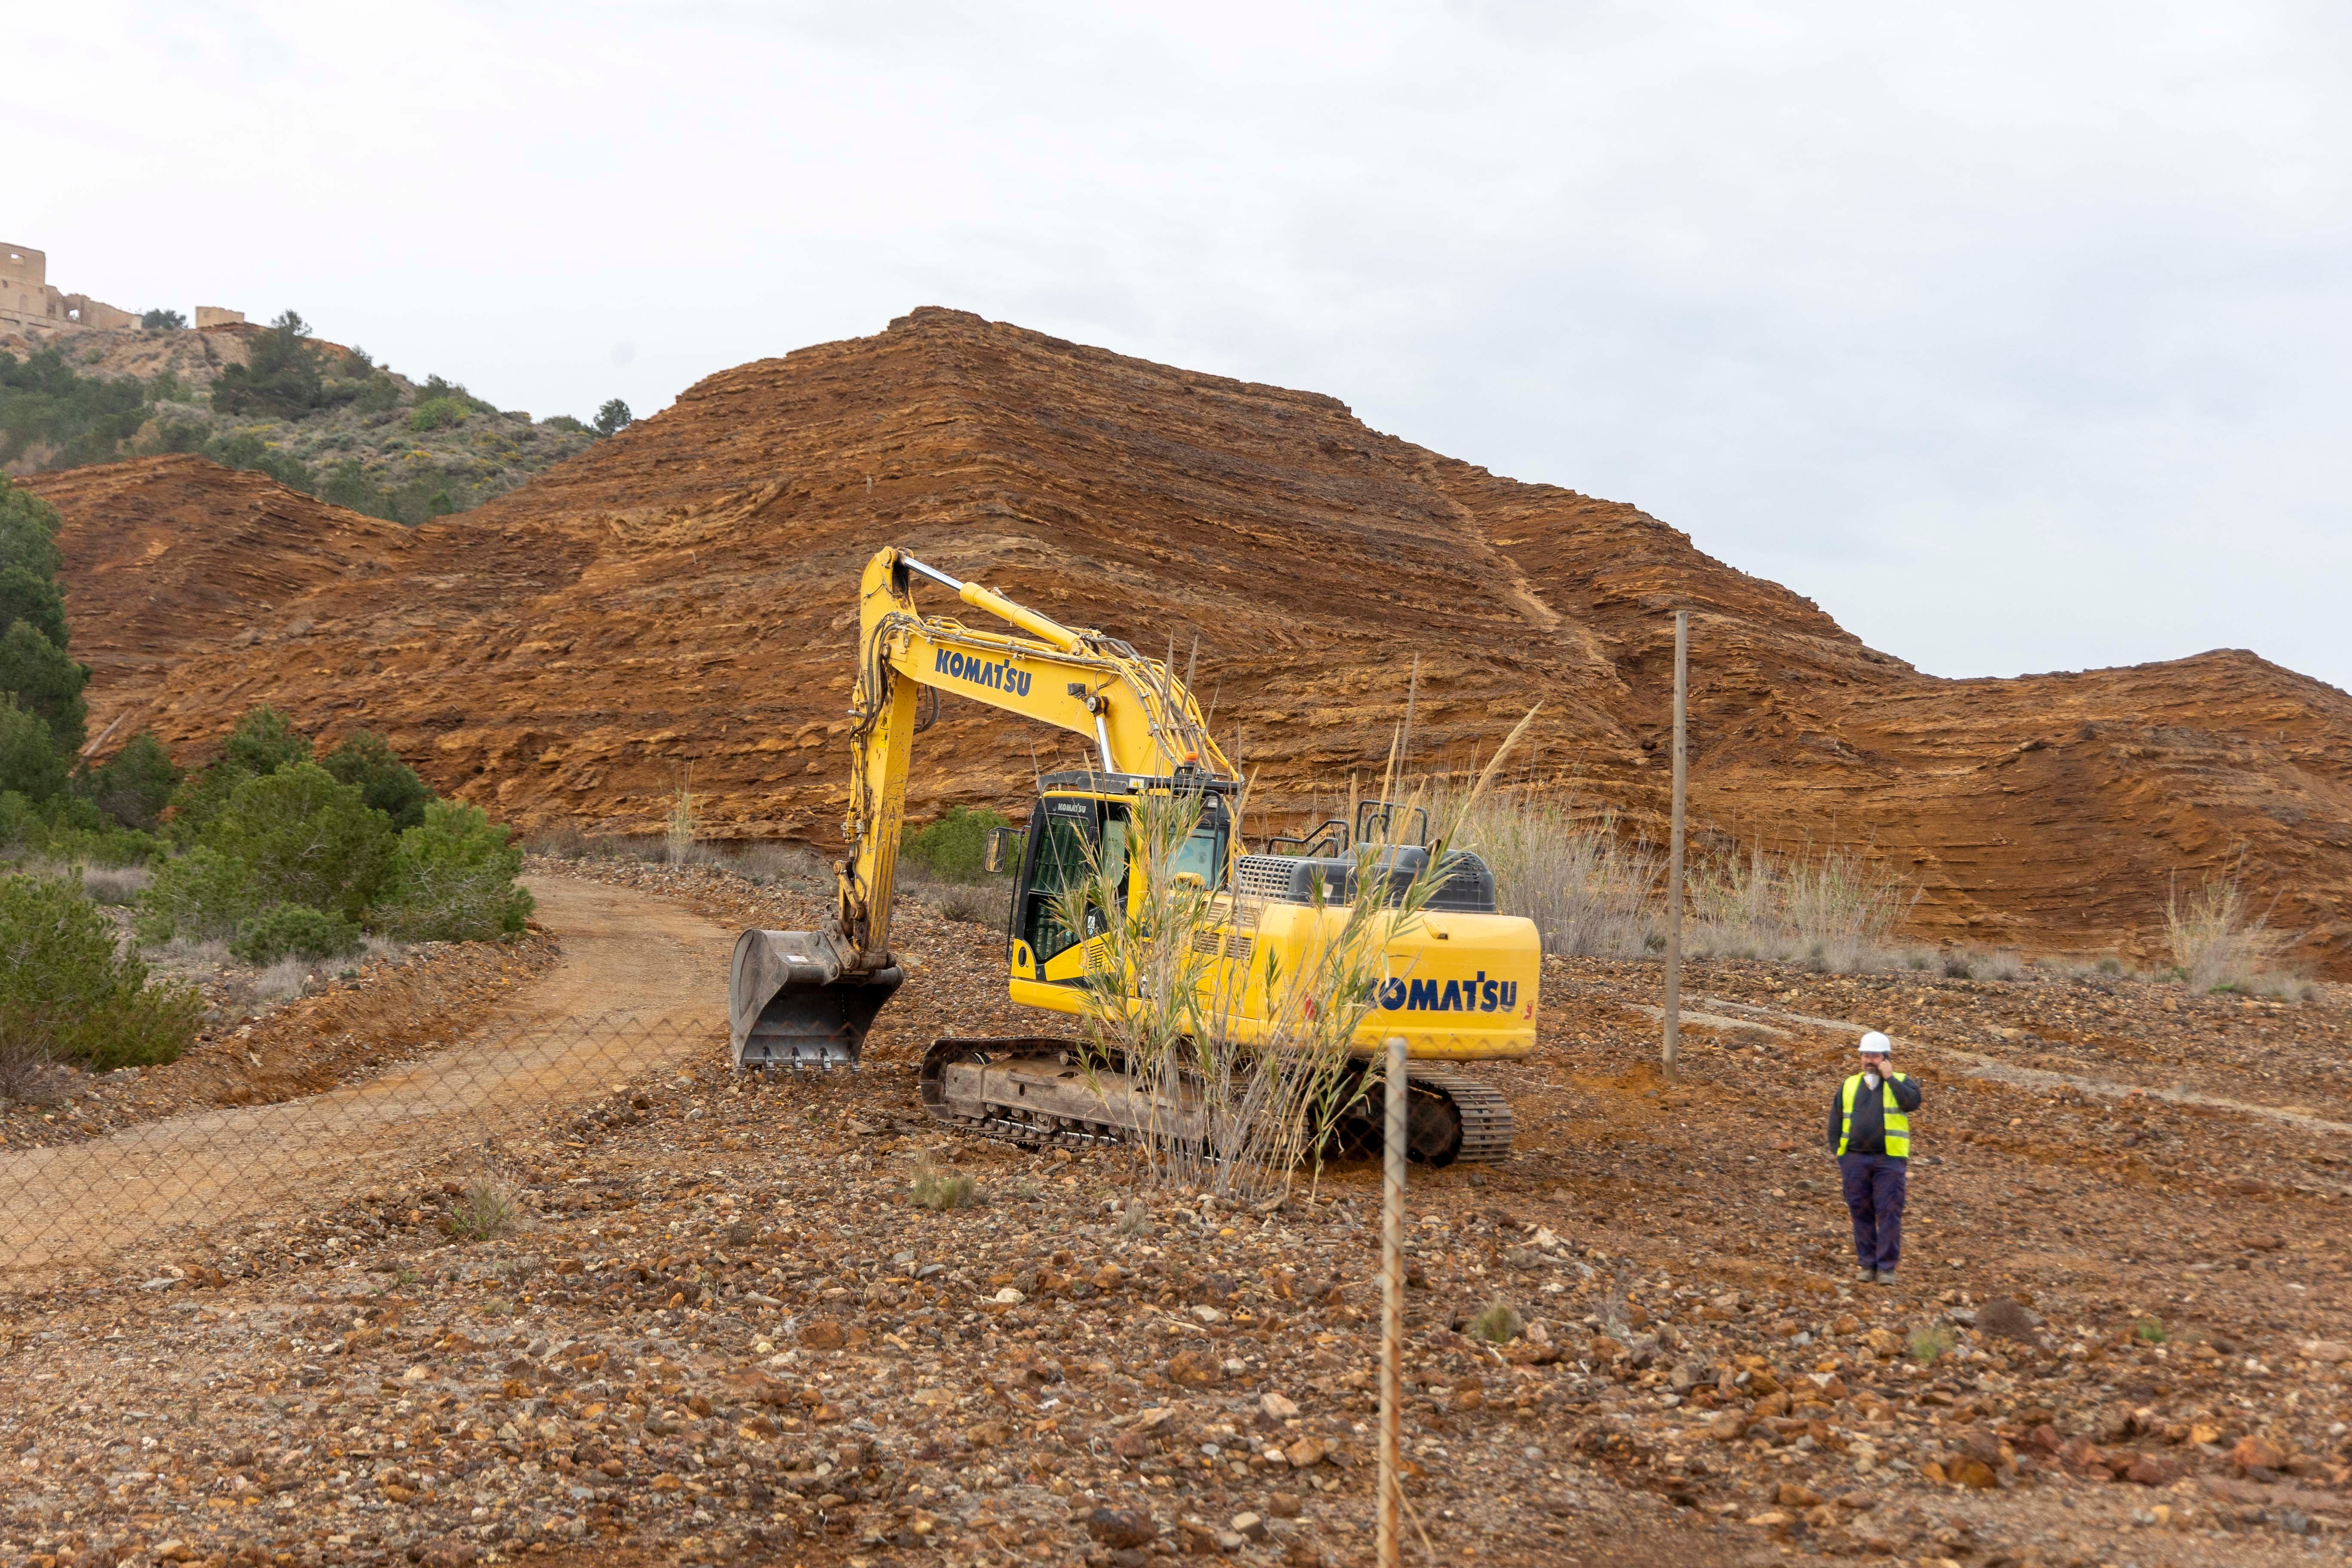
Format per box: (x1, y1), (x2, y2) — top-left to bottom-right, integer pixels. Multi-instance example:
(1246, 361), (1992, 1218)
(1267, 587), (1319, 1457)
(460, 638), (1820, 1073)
(1003, 772), (1233, 988)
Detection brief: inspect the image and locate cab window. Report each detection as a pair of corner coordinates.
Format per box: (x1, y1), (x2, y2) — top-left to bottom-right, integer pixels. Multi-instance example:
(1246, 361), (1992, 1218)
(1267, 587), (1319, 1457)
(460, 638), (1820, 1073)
(1021, 800), (1131, 962)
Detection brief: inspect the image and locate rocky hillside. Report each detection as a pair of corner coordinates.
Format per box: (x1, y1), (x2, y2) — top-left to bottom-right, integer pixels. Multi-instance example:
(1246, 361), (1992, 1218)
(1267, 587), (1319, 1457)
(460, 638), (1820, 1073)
(1, 317), (597, 521)
(28, 308), (2352, 971)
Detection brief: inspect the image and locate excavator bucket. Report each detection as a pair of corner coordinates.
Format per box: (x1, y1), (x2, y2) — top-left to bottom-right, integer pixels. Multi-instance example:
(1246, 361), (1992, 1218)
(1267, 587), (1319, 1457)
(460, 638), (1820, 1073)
(729, 929), (903, 1070)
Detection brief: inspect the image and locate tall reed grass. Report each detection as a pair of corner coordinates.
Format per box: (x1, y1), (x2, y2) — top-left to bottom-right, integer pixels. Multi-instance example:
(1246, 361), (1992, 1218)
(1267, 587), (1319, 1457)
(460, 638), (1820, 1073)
(1429, 783), (1917, 972)
(1063, 712), (1538, 1201)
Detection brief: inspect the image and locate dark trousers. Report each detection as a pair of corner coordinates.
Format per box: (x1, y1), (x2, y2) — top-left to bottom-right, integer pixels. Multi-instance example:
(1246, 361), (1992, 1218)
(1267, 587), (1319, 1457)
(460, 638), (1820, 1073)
(1839, 1153), (1908, 1273)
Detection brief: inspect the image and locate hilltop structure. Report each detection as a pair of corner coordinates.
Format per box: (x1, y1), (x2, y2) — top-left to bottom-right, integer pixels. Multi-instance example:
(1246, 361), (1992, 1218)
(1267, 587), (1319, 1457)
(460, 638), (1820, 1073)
(0, 242), (239, 333)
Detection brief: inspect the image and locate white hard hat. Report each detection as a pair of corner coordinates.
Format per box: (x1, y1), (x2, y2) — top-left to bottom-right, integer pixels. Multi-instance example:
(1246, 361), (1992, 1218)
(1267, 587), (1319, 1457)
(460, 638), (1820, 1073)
(1858, 1031), (1893, 1056)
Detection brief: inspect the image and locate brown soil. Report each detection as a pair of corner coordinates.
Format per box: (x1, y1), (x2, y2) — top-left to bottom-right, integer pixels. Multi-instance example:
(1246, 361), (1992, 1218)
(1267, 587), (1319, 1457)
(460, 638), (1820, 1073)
(29, 307), (2352, 975)
(0, 877), (731, 1277)
(2, 866), (2348, 1568)
(0, 930), (558, 1154)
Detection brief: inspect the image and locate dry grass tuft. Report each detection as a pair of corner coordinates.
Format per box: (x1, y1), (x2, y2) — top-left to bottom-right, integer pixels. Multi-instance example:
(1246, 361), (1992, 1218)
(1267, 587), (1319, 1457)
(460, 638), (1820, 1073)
(1432, 790), (1663, 958)
(2166, 871), (2293, 993)
(923, 882), (1007, 929)
(911, 1167), (977, 1211)
(441, 1178), (523, 1241)
(665, 769), (701, 866)
(1467, 1298), (1525, 1344)
(0, 1037), (69, 1106)
(1688, 842), (1916, 973)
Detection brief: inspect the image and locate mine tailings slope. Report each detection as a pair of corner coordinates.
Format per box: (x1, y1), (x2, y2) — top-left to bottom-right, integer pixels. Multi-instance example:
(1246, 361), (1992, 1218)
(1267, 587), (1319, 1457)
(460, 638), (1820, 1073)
(32, 308), (2352, 973)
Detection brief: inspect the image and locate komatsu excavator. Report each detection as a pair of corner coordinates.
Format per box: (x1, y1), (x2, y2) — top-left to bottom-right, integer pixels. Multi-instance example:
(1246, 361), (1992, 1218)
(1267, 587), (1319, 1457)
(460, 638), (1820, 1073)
(726, 546), (1542, 1164)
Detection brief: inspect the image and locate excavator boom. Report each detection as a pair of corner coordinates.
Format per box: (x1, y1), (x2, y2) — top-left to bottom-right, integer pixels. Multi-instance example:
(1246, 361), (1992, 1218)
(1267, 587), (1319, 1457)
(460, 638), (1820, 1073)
(729, 546), (1232, 1067)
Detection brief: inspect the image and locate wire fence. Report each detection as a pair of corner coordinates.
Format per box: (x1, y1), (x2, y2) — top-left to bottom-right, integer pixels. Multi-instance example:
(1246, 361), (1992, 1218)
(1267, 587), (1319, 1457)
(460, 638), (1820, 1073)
(0, 1010), (720, 1278)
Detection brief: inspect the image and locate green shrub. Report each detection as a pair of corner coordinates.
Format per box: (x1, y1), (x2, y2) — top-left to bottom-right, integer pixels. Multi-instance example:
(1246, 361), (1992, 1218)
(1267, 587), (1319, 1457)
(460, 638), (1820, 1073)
(230, 903), (361, 965)
(170, 704), (312, 839)
(211, 311), (347, 419)
(0, 873), (202, 1069)
(545, 415), (589, 436)
(352, 373), (400, 414)
(0, 475), (64, 580)
(135, 845), (261, 943)
(374, 799), (533, 940)
(408, 398), (472, 433)
(322, 729), (430, 831)
(141, 308), (189, 330)
(902, 805), (1011, 883)
(41, 823), (162, 868)
(86, 731), (181, 832)
(0, 619), (88, 750)
(0, 701), (68, 803)
(0, 354), (153, 472)
(205, 763), (397, 922)
(203, 431), (312, 493)
(0, 564), (68, 649)
(592, 398), (633, 438)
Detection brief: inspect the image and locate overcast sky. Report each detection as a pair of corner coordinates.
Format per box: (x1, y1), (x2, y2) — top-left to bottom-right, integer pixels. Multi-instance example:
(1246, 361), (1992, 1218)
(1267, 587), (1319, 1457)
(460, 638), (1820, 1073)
(15, 2), (2351, 691)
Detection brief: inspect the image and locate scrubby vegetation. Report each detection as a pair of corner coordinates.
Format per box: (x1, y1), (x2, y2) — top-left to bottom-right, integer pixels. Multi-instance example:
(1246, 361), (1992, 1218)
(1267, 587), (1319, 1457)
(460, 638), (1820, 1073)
(133, 705), (533, 949)
(0, 872), (203, 1072)
(0, 312), (619, 524)
(901, 804), (1013, 882)
(0, 473), (532, 1067)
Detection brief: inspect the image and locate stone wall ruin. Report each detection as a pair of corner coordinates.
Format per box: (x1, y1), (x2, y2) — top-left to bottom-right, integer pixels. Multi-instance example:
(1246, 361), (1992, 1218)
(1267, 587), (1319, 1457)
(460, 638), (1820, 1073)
(1, 242), (155, 332)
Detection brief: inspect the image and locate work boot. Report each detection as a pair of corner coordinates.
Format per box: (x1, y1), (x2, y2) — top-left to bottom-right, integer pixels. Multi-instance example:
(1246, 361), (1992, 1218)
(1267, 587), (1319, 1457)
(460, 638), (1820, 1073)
(1873, 1269), (1896, 1286)
(1854, 1268), (1875, 1284)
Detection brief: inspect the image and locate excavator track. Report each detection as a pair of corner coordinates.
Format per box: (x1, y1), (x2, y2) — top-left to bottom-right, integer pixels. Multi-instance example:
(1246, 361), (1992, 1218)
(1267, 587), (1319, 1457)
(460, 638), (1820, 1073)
(1401, 1064), (1515, 1166)
(919, 1036), (1514, 1164)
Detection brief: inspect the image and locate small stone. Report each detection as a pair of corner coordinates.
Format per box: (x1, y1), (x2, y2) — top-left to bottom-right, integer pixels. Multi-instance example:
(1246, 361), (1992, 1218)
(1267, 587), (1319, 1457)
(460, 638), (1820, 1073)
(2125, 1455), (2180, 1487)
(799, 1317), (847, 1351)
(1087, 1507), (1156, 1549)
(1949, 1458), (1997, 1489)
(1707, 1412), (1747, 1442)
(1260, 1391), (1300, 1421)
(991, 1287), (1025, 1305)
(966, 1419), (1010, 1448)
(1232, 1512), (1268, 1541)
(1167, 1348), (1225, 1387)
(1776, 1482), (1821, 1508)
(2232, 1434), (2288, 1474)
(1285, 1435), (1332, 1467)
(2302, 1340), (2352, 1365)
(1267, 1492), (1304, 1519)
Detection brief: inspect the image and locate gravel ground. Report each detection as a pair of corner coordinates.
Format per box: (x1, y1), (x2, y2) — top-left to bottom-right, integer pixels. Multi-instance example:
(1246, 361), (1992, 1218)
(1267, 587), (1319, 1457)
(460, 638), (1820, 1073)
(3, 860), (2347, 1568)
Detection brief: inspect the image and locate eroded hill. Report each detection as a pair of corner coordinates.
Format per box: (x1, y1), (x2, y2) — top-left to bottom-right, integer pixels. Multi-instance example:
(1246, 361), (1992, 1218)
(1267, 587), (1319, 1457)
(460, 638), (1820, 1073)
(30, 308), (2352, 971)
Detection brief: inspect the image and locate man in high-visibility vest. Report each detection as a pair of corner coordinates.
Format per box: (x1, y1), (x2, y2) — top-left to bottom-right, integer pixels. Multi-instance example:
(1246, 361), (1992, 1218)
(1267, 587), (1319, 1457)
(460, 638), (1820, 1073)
(1829, 1031), (1921, 1285)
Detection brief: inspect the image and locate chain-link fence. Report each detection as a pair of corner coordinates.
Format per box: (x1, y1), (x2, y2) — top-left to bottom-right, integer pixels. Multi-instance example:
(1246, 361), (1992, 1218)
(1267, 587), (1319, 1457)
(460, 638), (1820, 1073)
(0, 1010), (720, 1277)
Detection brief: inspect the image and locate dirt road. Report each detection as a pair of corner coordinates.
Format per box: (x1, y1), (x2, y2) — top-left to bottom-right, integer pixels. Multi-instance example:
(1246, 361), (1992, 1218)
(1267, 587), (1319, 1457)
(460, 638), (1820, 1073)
(0, 875), (740, 1277)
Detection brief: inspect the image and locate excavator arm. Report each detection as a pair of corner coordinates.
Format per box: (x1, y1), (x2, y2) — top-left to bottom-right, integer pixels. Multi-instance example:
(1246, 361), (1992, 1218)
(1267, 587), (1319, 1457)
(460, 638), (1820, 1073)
(729, 545), (1234, 1066)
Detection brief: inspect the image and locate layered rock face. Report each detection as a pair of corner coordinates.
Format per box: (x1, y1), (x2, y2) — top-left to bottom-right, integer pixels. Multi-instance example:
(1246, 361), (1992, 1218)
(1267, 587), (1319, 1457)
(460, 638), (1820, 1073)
(33, 309), (2352, 970)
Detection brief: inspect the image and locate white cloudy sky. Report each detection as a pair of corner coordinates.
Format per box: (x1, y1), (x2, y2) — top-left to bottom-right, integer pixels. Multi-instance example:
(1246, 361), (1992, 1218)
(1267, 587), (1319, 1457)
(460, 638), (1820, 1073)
(15, 2), (2351, 690)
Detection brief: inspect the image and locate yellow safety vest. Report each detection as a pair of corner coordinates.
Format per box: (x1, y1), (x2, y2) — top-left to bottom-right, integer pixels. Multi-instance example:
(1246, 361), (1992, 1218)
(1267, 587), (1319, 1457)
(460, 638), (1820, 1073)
(1838, 1072), (1911, 1158)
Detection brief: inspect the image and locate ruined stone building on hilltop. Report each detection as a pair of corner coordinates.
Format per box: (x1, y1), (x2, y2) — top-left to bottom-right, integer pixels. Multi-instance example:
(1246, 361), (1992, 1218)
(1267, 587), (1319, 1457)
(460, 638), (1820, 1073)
(0, 242), (244, 334)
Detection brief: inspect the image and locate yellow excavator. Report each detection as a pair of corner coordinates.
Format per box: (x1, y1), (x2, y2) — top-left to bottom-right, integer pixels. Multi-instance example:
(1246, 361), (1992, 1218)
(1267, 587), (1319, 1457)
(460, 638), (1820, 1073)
(727, 546), (1542, 1164)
